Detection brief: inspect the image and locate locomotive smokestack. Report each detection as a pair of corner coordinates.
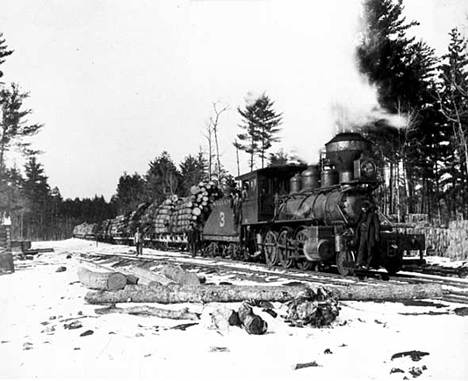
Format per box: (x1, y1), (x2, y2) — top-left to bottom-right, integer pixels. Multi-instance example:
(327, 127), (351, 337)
(325, 132), (371, 183)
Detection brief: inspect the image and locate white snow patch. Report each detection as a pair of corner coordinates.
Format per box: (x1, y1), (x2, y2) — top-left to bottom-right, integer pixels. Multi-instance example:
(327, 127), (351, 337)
(0, 239), (467, 380)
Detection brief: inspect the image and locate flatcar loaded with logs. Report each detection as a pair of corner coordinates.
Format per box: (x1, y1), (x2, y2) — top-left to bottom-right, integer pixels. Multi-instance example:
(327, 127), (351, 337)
(73, 132), (425, 276)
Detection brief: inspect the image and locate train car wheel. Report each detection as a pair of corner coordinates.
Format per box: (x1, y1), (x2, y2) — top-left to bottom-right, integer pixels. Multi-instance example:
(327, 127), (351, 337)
(294, 228), (313, 270)
(264, 230), (278, 267)
(336, 249), (355, 276)
(277, 227), (294, 268)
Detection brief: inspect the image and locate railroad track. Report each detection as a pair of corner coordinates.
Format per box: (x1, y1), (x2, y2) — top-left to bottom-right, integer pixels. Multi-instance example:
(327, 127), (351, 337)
(77, 248), (468, 305)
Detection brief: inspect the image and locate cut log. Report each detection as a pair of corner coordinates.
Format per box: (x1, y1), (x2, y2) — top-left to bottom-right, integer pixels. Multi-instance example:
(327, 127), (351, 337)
(127, 267), (175, 286)
(84, 283), (443, 305)
(237, 302), (268, 335)
(94, 305), (199, 320)
(335, 283), (443, 301)
(78, 259), (138, 285)
(161, 264), (201, 285)
(77, 267), (127, 291)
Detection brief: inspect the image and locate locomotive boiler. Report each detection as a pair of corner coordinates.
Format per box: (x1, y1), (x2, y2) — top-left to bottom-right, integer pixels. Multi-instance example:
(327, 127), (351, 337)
(202, 132), (425, 275)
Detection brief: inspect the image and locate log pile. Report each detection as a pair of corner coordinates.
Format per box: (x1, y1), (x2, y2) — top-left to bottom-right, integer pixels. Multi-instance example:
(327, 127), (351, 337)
(153, 198), (175, 234)
(95, 219), (112, 239)
(73, 222), (96, 238)
(139, 201), (160, 236)
(170, 196), (196, 234)
(123, 203), (150, 236)
(397, 221), (468, 258)
(446, 220), (468, 261)
(396, 226), (450, 256)
(109, 215), (127, 237)
(138, 181), (223, 237)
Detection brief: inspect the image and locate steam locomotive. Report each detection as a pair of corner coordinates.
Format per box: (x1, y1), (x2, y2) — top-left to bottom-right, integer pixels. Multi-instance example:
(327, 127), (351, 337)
(202, 132), (424, 275)
(73, 132), (425, 276)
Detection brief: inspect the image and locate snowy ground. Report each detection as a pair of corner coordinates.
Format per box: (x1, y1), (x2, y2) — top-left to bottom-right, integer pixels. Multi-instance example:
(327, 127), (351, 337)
(1, 239), (468, 380)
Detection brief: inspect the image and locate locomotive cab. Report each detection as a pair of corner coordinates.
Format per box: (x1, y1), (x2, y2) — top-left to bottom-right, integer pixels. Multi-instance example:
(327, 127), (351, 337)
(236, 165), (308, 224)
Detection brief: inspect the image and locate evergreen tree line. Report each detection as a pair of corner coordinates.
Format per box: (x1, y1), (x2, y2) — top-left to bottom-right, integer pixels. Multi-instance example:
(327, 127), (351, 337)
(356, 0), (468, 224)
(0, 0), (467, 241)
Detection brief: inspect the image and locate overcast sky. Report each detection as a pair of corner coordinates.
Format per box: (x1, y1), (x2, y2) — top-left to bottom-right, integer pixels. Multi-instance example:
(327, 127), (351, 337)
(1, 0), (467, 201)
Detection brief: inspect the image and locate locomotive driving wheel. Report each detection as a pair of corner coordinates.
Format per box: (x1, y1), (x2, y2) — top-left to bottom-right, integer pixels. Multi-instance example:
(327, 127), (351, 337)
(336, 249), (355, 276)
(264, 229), (278, 267)
(277, 227), (294, 268)
(294, 227), (314, 271)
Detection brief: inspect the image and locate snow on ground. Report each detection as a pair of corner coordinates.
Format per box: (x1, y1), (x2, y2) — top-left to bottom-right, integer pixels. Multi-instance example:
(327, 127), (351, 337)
(1, 239), (468, 380)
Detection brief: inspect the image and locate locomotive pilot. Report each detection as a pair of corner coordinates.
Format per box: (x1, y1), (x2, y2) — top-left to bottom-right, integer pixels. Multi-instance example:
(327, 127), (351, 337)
(353, 200), (380, 270)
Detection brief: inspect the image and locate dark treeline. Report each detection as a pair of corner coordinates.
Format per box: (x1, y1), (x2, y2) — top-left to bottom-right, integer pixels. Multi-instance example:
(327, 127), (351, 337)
(1, 0), (467, 241)
(355, 0), (468, 224)
(1, 151), (217, 241)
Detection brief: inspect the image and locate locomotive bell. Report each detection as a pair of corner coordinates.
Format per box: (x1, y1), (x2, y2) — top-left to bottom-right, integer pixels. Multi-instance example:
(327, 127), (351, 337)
(325, 133), (371, 183)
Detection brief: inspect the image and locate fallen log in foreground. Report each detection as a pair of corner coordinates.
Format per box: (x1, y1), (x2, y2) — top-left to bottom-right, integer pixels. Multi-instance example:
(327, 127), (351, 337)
(78, 267), (128, 291)
(84, 283), (443, 305)
(94, 305), (200, 320)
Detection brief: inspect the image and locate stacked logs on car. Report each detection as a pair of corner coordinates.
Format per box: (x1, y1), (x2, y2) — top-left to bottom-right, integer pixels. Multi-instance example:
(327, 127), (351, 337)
(141, 180), (223, 236)
(72, 222), (96, 238)
(73, 180), (223, 241)
(187, 180), (223, 225)
(109, 215), (127, 238)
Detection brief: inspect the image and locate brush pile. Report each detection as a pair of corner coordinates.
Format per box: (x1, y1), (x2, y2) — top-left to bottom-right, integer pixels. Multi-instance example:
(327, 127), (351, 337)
(285, 287), (339, 328)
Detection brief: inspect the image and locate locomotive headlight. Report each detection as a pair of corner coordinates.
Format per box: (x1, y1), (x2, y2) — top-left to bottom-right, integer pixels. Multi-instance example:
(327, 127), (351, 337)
(360, 160), (376, 178)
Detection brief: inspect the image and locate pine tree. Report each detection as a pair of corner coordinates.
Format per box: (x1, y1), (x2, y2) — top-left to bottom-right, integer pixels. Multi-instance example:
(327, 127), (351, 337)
(236, 93), (282, 171)
(179, 152), (208, 195)
(112, 172), (147, 215)
(22, 156), (51, 210)
(435, 28), (468, 218)
(145, 151), (181, 202)
(0, 33), (13, 80)
(357, 0), (438, 219)
(21, 157), (52, 239)
(0, 83), (43, 175)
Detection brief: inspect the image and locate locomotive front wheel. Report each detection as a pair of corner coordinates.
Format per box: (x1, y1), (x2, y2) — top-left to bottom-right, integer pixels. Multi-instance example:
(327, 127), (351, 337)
(294, 228), (314, 271)
(277, 228), (294, 269)
(336, 249), (355, 276)
(264, 230), (278, 267)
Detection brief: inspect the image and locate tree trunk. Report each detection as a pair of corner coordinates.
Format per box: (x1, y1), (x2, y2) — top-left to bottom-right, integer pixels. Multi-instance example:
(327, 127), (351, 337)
(84, 283), (443, 305)
(77, 267), (128, 291)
